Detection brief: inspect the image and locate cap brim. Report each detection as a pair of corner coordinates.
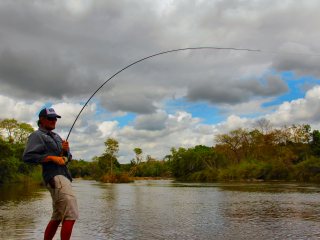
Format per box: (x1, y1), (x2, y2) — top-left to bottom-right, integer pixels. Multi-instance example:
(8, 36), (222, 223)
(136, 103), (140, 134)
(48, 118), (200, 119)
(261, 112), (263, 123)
(48, 114), (61, 118)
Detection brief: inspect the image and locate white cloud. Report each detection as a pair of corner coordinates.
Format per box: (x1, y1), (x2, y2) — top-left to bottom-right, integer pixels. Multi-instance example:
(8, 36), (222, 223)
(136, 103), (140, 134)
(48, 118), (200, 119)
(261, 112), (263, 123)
(98, 121), (119, 138)
(267, 85), (320, 126)
(64, 0), (92, 15)
(2, 84), (320, 163)
(0, 94), (42, 126)
(219, 97), (275, 116)
(215, 115), (253, 134)
(52, 102), (97, 129)
(1, 1), (320, 162)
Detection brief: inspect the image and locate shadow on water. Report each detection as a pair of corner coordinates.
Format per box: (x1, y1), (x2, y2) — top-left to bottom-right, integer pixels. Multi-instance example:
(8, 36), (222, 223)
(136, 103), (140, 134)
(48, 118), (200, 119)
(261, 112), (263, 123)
(216, 182), (320, 193)
(166, 181), (320, 193)
(0, 182), (50, 240)
(0, 182), (46, 203)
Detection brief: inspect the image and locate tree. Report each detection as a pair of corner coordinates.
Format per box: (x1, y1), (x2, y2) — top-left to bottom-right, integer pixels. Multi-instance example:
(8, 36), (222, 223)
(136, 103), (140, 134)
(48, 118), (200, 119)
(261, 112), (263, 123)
(255, 118), (272, 134)
(15, 123), (34, 144)
(104, 138), (119, 175)
(0, 119), (34, 143)
(169, 146), (208, 178)
(290, 124), (311, 144)
(215, 128), (248, 164)
(311, 130), (320, 157)
(134, 147), (143, 164)
(0, 119), (19, 142)
(0, 138), (19, 183)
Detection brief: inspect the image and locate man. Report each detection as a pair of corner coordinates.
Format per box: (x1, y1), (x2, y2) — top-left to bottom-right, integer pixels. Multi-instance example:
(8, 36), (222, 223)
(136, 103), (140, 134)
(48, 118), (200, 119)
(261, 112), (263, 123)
(23, 107), (78, 240)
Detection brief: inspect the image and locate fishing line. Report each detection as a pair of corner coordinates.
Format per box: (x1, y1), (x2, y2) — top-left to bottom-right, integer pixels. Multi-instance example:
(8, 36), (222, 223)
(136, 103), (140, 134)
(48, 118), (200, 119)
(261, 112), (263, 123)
(66, 46), (262, 141)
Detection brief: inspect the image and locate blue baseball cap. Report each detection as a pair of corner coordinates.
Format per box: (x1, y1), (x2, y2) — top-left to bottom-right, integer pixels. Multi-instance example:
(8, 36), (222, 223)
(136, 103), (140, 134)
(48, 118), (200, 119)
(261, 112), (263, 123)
(38, 108), (61, 118)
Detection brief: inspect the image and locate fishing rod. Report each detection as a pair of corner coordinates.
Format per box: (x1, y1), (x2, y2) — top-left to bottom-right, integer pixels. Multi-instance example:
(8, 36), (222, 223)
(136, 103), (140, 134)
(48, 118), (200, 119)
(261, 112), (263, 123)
(66, 46), (261, 141)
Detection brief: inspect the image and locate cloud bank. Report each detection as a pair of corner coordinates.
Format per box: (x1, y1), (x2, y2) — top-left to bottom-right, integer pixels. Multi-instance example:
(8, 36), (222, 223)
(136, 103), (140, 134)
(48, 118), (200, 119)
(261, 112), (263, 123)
(0, 0), (319, 161)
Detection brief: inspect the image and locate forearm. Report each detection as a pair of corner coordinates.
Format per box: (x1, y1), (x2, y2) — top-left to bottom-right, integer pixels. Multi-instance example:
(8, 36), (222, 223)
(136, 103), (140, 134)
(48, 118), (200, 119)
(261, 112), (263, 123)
(43, 155), (67, 165)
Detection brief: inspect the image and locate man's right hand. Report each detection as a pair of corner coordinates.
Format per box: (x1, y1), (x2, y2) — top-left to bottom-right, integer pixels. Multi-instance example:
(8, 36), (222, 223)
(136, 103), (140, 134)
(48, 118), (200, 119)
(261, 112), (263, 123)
(43, 156), (66, 165)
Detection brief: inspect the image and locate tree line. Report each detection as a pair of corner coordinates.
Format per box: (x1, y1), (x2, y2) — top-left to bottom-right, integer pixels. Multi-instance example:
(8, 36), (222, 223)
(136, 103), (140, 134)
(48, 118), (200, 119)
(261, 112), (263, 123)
(68, 138), (171, 183)
(1, 118), (320, 184)
(169, 123), (320, 182)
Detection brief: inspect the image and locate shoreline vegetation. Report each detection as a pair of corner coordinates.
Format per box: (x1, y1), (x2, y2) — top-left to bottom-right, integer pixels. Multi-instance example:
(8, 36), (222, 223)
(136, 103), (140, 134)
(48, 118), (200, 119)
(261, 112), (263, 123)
(1, 118), (320, 185)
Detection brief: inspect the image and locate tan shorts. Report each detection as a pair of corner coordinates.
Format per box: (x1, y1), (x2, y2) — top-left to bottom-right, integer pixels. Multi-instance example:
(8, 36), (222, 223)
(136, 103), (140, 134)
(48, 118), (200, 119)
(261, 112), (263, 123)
(46, 175), (79, 221)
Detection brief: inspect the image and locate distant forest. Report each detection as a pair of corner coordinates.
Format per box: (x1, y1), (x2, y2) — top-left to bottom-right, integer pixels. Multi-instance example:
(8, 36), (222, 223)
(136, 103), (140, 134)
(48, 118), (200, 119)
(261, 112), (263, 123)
(1, 118), (320, 184)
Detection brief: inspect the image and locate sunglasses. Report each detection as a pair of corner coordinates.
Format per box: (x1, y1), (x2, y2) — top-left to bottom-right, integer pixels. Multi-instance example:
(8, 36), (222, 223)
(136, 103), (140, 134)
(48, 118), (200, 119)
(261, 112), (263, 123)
(46, 117), (57, 121)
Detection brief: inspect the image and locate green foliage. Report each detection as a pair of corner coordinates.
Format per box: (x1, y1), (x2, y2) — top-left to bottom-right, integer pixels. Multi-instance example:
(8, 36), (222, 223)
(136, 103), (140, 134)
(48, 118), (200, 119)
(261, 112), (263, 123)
(293, 156), (320, 182)
(235, 161), (266, 180)
(169, 145), (225, 180)
(0, 156), (19, 183)
(0, 136), (40, 184)
(133, 147), (143, 164)
(310, 130), (320, 157)
(97, 153), (120, 175)
(104, 138), (119, 156)
(0, 118), (39, 183)
(133, 160), (171, 177)
(167, 124), (320, 182)
(0, 118), (33, 143)
(218, 161), (266, 181)
(100, 172), (133, 183)
(84, 138), (122, 181)
(120, 163), (132, 172)
(68, 159), (92, 178)
(103, 137), (120, 176)
(265, 159), (292, 180)
(189, 169), (219, 182)
(2, 118), (320, 184)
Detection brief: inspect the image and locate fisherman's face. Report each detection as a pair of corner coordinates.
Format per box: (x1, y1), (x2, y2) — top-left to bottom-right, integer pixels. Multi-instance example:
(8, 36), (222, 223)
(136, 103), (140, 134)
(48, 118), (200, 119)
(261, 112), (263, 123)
(41, 116), (57, 131)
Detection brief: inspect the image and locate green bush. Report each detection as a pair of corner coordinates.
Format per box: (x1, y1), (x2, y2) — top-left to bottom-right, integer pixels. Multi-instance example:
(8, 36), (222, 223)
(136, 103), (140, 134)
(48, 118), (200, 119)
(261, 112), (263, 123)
(218, 165), (239, 181)
(0, 157), (20, 183)
(100, 172), (133, 183)
(265, 159), (292, 180)
(134, 160), (171, 177)
(293, 156), (320, 182)
(236, 161), (266, 180)
(217, 161), (267, 181)
(68, 159), (92, 178)
(189, 169), (219, 182)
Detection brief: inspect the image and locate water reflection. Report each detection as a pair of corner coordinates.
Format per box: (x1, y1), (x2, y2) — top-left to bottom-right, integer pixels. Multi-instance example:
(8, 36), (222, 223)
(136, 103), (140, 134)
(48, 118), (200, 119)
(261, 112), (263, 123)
(0, 182), (45, 202)
(0, 182), (50, 240)
(216, 182), (320, 193)
(1, 180), (320, 239)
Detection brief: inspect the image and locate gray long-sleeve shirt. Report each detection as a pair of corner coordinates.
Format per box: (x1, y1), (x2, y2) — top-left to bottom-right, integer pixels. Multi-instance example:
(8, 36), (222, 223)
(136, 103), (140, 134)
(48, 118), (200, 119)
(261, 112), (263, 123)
(23, 127), (72, 184)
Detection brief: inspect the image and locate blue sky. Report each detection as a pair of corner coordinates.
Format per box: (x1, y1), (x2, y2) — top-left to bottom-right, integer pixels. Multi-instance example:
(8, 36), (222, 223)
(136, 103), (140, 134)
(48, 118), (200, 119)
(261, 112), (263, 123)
(263, 72), (319, 106)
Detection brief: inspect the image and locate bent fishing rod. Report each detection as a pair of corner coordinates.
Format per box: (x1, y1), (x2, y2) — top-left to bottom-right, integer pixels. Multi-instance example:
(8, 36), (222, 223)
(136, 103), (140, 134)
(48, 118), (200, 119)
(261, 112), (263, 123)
(65, 46), (261, 141)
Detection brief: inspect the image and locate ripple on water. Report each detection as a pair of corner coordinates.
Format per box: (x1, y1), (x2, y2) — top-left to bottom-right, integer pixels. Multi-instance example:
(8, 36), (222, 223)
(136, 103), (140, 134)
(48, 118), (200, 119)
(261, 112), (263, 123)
(1, 180), (320, 239)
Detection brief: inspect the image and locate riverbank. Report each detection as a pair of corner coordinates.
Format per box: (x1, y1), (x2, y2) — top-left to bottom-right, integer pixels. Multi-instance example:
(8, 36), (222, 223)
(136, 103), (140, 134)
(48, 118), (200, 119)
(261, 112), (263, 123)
(131, 176), (174, 180)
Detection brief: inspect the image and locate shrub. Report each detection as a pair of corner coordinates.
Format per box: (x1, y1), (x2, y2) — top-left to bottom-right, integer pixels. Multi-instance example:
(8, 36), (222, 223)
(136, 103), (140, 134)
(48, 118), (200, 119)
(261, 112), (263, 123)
(293, 156), (320, 182)
(265, 159), (292, 180)
(189, 169), (219, 182)
(100, 172), (133, 183)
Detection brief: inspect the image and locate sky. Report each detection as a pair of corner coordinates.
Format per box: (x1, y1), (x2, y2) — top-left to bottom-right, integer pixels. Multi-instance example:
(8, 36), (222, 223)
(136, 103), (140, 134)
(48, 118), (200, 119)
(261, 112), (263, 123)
(0, 0), (320, 163)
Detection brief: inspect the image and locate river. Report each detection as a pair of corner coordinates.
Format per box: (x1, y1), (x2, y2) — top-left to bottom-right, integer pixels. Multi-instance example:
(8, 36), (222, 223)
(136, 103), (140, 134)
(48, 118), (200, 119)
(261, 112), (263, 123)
(1, 179), (320, 239)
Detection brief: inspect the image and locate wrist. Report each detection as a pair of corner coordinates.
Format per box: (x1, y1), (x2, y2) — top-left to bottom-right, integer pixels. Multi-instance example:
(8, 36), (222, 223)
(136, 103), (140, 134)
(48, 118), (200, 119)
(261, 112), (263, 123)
(43, 156), (51, 162)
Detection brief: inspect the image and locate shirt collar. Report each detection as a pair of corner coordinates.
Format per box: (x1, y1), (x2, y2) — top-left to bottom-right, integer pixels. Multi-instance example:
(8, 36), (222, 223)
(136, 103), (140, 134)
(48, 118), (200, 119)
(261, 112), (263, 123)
(39, 127), (55, 135)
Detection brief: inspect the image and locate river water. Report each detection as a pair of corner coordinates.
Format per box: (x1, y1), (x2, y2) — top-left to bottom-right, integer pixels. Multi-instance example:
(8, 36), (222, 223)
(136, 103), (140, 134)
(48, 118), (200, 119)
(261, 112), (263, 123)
(1, 179), (320, 240)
